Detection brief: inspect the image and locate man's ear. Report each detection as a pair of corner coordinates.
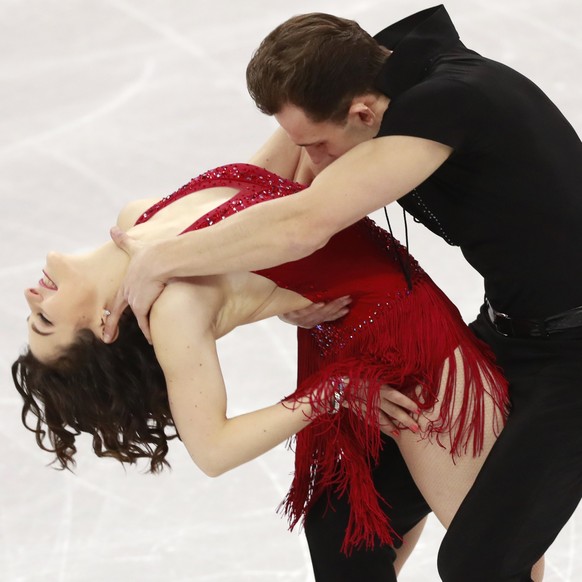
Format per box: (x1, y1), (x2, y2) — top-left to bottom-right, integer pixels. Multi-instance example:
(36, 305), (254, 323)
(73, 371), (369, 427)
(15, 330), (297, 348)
(348, 97), (377, 126)
(348, 93), (389, 127)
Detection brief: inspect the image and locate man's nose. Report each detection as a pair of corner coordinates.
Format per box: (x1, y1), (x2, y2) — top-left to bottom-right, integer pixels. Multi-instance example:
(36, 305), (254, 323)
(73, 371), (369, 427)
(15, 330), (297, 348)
(306, 146), (326, 165)
(310, 152), (337, 169)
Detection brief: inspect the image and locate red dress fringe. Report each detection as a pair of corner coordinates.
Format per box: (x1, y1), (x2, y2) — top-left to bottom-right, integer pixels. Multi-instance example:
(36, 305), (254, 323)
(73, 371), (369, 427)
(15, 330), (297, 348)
(280, 278), (509, 554)
(134, 163), (510, 555)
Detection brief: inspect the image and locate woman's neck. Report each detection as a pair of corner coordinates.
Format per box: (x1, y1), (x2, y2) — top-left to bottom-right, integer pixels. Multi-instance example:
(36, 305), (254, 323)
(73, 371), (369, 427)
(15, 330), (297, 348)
(80, 241), (130, 309)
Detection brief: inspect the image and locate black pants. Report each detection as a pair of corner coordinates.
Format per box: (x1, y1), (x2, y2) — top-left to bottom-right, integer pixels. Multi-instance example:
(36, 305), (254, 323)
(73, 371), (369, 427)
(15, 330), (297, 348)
(306, 308), (582, 581)
(437, 308), (582, 581)
(305, 435), (431, 582)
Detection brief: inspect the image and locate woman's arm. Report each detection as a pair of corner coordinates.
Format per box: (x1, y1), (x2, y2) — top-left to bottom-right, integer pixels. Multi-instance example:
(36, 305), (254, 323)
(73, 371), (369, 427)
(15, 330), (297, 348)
(150, 282), (313, 477)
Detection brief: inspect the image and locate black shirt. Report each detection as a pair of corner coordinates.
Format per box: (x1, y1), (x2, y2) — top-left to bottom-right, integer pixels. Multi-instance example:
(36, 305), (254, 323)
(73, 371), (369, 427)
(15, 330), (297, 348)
(374, 5), (582, 318)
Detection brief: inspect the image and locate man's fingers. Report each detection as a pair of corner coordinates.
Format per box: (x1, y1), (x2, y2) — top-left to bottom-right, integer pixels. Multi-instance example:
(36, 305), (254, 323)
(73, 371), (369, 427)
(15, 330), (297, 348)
(279, 296), (352, 327)
(110, 226), (134, 255)
(316, 296), (352, 320)
(278, 303), (328, 327)
(129, 291), (155, 344)
(297, 303), (327, 316)
(135, 309), (153, 345)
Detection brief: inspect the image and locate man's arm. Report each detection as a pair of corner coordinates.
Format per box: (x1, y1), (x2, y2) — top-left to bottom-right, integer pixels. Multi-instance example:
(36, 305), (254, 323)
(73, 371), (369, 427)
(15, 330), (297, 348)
(105, 135), (451, 341)
(144, 135), (450, 276)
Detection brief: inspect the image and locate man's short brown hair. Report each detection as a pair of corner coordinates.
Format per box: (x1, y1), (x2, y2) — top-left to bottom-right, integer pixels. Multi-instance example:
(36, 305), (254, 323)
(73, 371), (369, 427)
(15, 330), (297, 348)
(246, 13), (389, 123)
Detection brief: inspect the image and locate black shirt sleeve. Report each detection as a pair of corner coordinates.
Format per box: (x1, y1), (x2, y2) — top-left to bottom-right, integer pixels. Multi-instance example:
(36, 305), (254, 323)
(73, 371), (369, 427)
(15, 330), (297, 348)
(379, 77), (485, 151)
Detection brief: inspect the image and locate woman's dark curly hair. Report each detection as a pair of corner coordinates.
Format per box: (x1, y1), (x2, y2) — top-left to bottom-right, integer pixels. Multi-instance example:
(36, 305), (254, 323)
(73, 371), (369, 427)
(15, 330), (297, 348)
(11, 311), (179, 473)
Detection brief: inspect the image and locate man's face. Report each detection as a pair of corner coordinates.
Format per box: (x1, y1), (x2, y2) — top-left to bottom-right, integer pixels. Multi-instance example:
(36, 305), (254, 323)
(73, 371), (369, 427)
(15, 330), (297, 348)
(275, 103), (376, 170)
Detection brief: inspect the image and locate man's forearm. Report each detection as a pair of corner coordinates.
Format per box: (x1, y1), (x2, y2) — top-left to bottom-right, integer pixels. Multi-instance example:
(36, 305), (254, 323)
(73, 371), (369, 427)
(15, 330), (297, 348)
(154, 193), (324, 279)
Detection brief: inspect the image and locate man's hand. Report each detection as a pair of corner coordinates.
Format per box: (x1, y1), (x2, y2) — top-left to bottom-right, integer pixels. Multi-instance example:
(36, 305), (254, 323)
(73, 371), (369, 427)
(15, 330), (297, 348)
(103, 226), (167, 344)
(278, 295), (351, 328)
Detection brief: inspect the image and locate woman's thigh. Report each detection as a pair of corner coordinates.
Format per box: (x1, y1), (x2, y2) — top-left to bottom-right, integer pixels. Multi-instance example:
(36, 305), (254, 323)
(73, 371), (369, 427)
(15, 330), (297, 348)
(395, 347), (503, 529)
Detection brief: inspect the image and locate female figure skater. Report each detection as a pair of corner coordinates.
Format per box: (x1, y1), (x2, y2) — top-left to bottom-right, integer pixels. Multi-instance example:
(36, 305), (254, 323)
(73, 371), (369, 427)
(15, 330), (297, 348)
(13, 149), (510, 580)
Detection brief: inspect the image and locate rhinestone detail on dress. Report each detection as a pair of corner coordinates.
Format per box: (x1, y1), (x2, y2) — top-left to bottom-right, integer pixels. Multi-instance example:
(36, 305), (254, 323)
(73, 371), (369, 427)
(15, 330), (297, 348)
(135, 163), (304, 232)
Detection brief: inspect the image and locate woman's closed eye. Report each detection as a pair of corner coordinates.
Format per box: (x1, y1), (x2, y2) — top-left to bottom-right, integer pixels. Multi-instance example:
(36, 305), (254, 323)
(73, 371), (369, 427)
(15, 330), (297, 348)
(38, 313), (53, 326)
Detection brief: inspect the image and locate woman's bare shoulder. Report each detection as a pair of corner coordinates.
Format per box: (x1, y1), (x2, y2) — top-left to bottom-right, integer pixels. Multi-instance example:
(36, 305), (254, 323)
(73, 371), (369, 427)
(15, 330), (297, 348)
(150, 277), (227, 341)
(116, 198), (159, 231)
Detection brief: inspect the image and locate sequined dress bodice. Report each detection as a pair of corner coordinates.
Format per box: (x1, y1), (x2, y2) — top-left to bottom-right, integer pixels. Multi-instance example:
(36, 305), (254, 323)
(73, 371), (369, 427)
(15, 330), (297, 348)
(135, 163), (426, 356)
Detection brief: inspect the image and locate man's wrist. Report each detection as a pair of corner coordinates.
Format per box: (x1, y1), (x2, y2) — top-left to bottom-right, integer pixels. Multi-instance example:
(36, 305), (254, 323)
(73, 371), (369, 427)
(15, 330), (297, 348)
(153, 237), (183, 281)
(155, 233), (205, 280)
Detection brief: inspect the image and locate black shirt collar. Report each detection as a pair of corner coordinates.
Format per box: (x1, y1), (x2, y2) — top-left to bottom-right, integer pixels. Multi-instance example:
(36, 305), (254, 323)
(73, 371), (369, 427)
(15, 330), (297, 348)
(374, 5), (461, 98)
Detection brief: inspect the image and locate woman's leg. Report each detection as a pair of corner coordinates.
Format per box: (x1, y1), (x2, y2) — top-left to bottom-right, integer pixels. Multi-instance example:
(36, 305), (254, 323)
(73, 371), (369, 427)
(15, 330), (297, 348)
(304, 435), (431, 582)
(436, 316), (582, 582)
(395, 347), (542, 581)
(395, 348), (502, 527)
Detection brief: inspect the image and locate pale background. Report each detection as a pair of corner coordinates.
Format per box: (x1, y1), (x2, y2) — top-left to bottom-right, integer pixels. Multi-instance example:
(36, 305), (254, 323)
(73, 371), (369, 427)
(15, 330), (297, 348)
(2, 1), (582, 580)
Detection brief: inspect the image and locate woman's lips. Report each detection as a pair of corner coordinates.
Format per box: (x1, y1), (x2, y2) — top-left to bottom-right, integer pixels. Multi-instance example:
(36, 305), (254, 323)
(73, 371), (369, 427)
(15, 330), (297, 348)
(39, 270), (58, 290)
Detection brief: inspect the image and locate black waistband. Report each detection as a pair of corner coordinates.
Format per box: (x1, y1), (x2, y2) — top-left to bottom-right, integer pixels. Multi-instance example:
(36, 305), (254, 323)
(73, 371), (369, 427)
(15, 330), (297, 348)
(485, 299), (582, 338)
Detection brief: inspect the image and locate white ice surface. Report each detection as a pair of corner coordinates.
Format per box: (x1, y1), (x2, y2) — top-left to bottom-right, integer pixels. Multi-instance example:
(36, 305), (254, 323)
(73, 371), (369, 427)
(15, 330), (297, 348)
(2, 1), (582, 580)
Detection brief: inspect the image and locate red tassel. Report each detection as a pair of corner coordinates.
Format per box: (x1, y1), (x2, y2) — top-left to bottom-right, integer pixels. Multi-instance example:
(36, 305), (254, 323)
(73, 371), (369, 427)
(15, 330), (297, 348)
(280, 277), (509, 554)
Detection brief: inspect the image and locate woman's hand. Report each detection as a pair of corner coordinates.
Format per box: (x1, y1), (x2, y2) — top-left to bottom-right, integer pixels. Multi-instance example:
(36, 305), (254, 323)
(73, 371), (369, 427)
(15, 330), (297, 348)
(279, 296), (352, 328)
(345, 382), (421, 438)
(103, 226), (167, 344)
(377, 386), (421, 438)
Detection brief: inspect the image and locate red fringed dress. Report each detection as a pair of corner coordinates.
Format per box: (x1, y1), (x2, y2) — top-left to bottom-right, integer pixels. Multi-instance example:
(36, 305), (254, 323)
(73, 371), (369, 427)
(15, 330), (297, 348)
(135, 163), (509, 553)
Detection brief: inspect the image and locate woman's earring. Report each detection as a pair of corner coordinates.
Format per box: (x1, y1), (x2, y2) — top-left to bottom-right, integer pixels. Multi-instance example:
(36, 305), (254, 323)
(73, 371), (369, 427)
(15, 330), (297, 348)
(101, 309), (111, 326)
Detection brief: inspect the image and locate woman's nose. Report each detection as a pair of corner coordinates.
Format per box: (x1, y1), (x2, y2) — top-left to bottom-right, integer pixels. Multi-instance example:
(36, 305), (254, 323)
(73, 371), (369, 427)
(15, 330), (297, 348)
(24, 287), (41, 307)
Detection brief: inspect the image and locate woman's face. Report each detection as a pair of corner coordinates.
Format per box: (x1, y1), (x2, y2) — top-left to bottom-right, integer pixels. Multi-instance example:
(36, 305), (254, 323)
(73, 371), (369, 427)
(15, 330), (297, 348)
(25, 251), (103, 362)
